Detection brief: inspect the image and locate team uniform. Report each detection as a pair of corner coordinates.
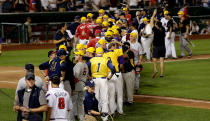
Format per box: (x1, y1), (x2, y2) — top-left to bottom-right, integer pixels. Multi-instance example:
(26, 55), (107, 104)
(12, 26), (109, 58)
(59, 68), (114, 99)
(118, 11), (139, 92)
(129, 41), (144, 92)
(70, 62), (88, 121)
(87, 56), (116, 121)
(103, 48), (124, 114)
(46, 88), (72, 121)
(75, 23), (89, 45)
(165, 19), (177, 58)
(39, 57), (66, 90)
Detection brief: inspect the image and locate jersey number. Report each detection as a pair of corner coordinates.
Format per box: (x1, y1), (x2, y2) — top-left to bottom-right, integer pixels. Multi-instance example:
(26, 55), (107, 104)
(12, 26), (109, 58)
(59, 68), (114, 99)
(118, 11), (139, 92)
(58, 97), (65, 109)
(97, 63), (101, 72)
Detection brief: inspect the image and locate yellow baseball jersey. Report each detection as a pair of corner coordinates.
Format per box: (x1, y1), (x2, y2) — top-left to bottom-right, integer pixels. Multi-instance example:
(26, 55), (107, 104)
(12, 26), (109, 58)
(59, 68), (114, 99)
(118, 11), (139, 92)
(90, 57), (109, 78)
(103, 51), (119, 72)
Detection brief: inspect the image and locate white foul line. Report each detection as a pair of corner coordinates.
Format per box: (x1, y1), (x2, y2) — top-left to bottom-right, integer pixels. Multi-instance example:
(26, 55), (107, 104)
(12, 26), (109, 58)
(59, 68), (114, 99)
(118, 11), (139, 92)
(0, 70), (23, 74)
(0, 81), (17, 84)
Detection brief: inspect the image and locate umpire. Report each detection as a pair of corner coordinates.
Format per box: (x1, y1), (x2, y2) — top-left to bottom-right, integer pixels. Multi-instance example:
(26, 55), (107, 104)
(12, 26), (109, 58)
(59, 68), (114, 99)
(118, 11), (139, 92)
(13, 72), (47, 121)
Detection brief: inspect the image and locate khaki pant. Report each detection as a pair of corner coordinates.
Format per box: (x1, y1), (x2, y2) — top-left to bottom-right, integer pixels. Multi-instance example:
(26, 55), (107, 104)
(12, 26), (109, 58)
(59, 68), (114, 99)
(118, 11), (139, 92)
(59, 8), (66, 12)
(22, 119), (29, 121)
(84, 115), (97, 121)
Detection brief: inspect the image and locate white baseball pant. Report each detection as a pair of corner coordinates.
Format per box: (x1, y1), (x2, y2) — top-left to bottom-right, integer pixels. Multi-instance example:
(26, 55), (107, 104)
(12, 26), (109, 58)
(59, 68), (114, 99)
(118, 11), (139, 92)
(122, 70), (135, 103)
(165, 32), (177, 58)
(141, 37), (153, 60)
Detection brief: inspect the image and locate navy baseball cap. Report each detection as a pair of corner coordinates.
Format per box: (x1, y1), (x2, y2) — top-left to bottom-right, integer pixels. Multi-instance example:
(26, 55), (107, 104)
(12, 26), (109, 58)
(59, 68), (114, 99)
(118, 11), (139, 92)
(85, 80), (95, 87)
(48, 50), (56, 57)
(25, 64), (34, 71)
(75, 16), (80, 20)
(25, 72), (35, 80)
(57, 49), (67, 56)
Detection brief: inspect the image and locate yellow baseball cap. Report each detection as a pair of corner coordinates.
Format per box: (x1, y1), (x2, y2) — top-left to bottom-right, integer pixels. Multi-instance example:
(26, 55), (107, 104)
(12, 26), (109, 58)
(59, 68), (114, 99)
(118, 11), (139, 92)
(105, 31), (113, 37)
(98, 39), (108, 45)
(74, 50), (85, 56)
(177, 11), (184, 15)
(103, 15), (109, 19)
(116, 20), (122, 24)
(84, 45), (87, 49)
(164, 11), (169, 15)
(111, 25), (119, 30)
(87, 13), (93, 18)
(142, 17), (149, 22)
(96, 18), (102, 24)
(113, 29), (119, 36)
(59, 45), (67, 51)
(81, 17), (87, 22)
(123, 8), (128, 11)
(86, 47), (95, 53)
(130, 32), (137, 38)
(107, 28), (113, 33)
(99, 9), (104, 14)
(76, 44), (85, 50)
(96, 47), (104, 54)
(102, 21), (110, 27)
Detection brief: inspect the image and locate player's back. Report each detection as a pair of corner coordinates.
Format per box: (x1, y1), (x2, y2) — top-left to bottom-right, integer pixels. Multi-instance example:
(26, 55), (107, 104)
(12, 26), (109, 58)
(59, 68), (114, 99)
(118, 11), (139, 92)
(103, 51), (119, 72)
(46, 88), (72, 121)
(90, 57), (109, 78)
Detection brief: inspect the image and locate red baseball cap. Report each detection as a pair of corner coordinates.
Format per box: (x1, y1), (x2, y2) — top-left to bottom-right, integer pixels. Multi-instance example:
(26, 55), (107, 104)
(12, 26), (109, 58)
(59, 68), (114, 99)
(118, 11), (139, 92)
(95, 29), (101, 34)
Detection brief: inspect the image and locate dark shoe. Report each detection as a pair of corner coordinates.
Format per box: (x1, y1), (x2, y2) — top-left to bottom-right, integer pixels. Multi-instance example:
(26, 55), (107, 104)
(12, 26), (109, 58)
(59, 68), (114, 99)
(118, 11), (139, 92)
(178, 55), (184, 58)
(187, 54), (192, 58)
(160, 75), (164, 78)
(152, 71), (158, 78)
(172, 57), (177, 59)
(134, 90), (139, 94)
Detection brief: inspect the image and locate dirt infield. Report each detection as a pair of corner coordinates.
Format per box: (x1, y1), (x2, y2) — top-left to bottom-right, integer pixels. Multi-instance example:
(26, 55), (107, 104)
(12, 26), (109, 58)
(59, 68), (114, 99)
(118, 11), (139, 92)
(0, 54), (210, 109)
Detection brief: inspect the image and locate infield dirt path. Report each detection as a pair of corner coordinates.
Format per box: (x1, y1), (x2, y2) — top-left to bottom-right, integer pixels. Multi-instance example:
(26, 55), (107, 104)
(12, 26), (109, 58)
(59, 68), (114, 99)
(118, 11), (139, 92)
(0, 54), (210, 109)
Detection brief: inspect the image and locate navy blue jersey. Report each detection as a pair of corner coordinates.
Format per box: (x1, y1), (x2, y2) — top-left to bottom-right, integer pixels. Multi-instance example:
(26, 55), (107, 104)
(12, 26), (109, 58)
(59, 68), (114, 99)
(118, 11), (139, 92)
(39, 57), (66, 80)
(84, 92), (99, 114)
(54, 30), (71, 51)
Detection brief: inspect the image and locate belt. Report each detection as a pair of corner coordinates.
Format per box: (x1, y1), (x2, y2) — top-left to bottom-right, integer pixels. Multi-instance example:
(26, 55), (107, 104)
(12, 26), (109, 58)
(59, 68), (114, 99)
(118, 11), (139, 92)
(92, 77), (106, 79)
(50, 118), (67, 120)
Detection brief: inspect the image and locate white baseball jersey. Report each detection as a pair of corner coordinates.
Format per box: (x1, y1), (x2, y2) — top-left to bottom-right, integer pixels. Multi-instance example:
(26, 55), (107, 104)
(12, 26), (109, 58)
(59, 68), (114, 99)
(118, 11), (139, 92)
(46, 88), (72, 121)
(161, 17), (169, 31)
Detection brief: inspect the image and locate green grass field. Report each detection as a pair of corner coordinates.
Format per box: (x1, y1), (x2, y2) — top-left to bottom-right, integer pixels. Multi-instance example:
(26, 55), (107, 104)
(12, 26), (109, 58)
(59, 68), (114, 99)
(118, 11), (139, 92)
(0, 39), (210, 121)
(2, 88), (210, 121)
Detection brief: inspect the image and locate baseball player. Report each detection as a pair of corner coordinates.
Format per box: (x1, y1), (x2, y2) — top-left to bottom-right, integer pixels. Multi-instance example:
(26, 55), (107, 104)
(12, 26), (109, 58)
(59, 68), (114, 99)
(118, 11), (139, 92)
(177, 11), (192, 58)
(46, 75), (72, 121)
(165, 13), (177, 59)
(39, 50), (67, 90)
(75, 17), (89, 45)
(70, 50), (88, 121)
(85, 47), (95, 62)
(141, 17), (154, 61)
(103, 43), (125, 115)
(87, 47), (116, 121)
(160, 11), (169, 31)
(129, 32), (144, 94)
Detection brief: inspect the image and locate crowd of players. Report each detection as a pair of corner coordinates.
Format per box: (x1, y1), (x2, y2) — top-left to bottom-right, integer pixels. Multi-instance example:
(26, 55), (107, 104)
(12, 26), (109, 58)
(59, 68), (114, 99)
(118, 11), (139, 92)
(13, 7), (192, 121)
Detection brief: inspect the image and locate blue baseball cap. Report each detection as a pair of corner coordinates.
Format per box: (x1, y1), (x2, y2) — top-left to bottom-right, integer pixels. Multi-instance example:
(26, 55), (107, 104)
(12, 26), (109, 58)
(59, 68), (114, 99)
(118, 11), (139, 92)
(85, 80), (95, 87)
(57, 49), (67, 56)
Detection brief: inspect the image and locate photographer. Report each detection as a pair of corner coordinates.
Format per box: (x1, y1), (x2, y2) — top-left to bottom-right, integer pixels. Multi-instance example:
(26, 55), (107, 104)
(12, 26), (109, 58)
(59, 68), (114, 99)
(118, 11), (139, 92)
(54, 23), (73, 52)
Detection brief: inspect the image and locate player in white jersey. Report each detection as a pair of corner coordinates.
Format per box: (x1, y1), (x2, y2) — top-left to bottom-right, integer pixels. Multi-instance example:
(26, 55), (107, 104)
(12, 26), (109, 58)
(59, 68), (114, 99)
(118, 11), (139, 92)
(46, 76), (72, 121)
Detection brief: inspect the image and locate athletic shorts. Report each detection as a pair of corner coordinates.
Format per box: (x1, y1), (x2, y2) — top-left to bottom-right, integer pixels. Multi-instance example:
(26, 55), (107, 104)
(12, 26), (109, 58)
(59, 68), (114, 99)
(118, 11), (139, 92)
(152, 46), (166, 58)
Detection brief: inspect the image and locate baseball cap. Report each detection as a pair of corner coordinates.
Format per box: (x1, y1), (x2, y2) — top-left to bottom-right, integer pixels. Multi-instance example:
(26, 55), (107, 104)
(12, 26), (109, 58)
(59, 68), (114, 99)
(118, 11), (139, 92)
(74, 50), (85, 56)
(111, 25), (119, 30)
(57, 49), (67, 56)
(98, 39), (108, 45)
(130, 32), (137, 38)
(120, 12), (125, 16)
(74, 16), (80, 20)
(85, 80), (95, 87)
(76, 44), (85, 50)
(95, 29), (101, 34)
(105, 31), (113, 37)
(59, 45), (67, 51)
(103, 15), (109, 19)
(102, 21), (110, 27)
(142, 17), (149, 22)
(177, 11), (184, 15)
(96, 47), (104, 54)
(87, 13), (93, 18)
(81, 17), (87, 22)
(25, 64), (34, 72)
(164, 11), (169, 15)
(25, 72), (35, 80)
(123, 7), (128, 11)
(99, 9), (105, 14)
(48, 50), (56, 57)
(113, 29), (119, 36)
(86, 47), (95, 53)
(96, 18), (102, 24)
